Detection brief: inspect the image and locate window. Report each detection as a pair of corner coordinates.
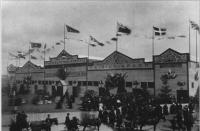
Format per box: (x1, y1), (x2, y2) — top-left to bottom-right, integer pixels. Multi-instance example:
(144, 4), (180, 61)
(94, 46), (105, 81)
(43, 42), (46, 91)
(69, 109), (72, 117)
(78, 81), (81, 86)
(83, 81), (87, 86)
(148, 82), (155, 88)
(94, 81), (99, 86)
(38, 81), (41, 84)
(141, 82), (147, 89)
(191, 82), (194, 88)
(126, 82), (132, 87)
(88, 81), (92, 86)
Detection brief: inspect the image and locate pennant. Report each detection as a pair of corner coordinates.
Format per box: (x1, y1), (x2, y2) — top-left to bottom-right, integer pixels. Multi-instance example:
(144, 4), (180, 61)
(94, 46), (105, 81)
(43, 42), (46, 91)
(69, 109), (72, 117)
(31, 55), (37, 60)
(66, 25), (80, 33)
(117, 22), (131, 35)
(176, 35), (186, 38)
(116, 33), (122, 36)
(167, 36), (175, 39)
(30, 42), (42, 48)
(111, 37), (118, 41)
(97, 42), (104, 46)
(89, 44), (96, 47)
(190, 20), (200, 33)
(106, 41), (112, 44)
(153, 26), (167, 36)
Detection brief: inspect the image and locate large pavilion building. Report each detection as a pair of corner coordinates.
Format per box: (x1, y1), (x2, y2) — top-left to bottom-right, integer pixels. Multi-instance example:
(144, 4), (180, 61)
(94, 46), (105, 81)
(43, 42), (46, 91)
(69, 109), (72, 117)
(8, 48), (200, 101)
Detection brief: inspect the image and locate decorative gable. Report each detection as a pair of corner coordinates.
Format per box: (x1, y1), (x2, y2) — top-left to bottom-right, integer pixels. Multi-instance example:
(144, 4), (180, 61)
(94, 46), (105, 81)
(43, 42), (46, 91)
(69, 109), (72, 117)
(16, 61), (43, 73)
(95, 51), (144, 65)
(154, 48), (189, 63)
(57, 50), (72, 58)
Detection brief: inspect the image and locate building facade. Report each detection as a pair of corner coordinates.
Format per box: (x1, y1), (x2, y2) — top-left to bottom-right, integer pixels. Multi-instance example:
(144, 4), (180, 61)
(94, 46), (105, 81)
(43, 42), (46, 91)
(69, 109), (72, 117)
(8, 48), (200, 101)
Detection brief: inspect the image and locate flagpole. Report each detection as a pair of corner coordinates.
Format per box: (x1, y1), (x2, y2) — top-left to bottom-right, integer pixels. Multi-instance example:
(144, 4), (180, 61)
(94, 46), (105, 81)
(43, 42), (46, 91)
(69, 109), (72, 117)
(116, 22), (118, 51)
(189, 20), (191, 60)
(64, 24), (65, 50)
(29, 42), (31, 62)
(196, 30), (198, 65)
(86, 38), (90, 91)
(152, 26), (155, 96)
(44, 44), (46, 87)
(152, 26), (155, 60)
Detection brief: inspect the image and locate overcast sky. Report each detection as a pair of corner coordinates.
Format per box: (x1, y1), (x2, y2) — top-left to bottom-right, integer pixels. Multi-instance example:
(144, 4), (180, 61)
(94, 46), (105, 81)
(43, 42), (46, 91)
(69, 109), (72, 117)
(1, 0), (200, 75)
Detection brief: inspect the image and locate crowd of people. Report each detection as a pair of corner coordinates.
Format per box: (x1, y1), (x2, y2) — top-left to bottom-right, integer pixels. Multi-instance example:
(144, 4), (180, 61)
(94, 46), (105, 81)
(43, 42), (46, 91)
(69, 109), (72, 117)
(96, 93), (195, 131)
(10, 111), (29, 131)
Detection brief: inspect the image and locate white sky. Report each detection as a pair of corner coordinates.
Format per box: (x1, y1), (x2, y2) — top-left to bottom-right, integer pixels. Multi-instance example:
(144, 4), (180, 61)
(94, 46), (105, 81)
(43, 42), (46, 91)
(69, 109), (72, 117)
(1, 0), (200, 75)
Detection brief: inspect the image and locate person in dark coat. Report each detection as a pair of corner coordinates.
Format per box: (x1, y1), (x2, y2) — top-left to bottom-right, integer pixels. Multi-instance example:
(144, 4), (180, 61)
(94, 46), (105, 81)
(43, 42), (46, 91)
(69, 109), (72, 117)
(109, 107), (116, 127)
(163, 104), (169, 115)
(183, 106), (194, 131)
(176, 109), (183, 130)
(116, 108), (122, 128)
(102, 110), (108, 124)
(71, 117), (79, 130)
(65, 113), (71, 129)
(45, 114), (51, 131)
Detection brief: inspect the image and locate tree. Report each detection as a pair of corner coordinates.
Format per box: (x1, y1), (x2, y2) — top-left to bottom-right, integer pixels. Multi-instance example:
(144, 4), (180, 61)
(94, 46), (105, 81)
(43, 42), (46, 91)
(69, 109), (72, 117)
(56, 67), (69, 80)
(105, 73), (127, 94)
(158, 74), (172, 103)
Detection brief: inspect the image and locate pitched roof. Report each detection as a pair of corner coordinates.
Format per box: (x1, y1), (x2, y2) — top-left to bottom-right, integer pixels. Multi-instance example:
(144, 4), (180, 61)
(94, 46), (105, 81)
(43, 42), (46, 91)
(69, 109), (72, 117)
(57, 50), (72, 58)
(94, 51), (144, 65)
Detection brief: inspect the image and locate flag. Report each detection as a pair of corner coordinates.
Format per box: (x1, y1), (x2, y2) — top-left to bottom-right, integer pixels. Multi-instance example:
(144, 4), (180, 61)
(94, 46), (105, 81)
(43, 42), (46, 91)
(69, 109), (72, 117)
(90, 36), (98, 43)
(56, 42), (61, 45)
(117, 22), (131, 35)
(66, 25), (80, 33)
(18, 54), (25, 59)
(30, 42), (42, 48)
(111, 37), (118, 41)
(97, 42), (104, 46)
(90, 36), (104, 46)
(17, 51), (26, 59)
(153, 26), (167, 36)
(31, 55), (37, 60)
(89, 44), (96, 47)
(167, 36), (175, 39)
(190, 20), (200, 33)
(116, 33), (122, 36)
(176, 35), (186, 38)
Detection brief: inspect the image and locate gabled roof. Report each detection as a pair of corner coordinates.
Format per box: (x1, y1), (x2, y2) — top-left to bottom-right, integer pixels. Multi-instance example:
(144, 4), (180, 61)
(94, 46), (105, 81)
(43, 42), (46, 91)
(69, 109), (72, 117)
(154, 48), (189, 63)
(22, 61), (42, 69)
(7, 64), (17, 72)
(94, 51), (144, 65)
(57, 50), (72, 58)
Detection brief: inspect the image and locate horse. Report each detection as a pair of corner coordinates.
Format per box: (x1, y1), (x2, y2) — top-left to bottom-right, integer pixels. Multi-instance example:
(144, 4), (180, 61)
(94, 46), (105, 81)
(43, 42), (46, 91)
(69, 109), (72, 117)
(29, 121), (50, 131)
(80, 118), (101, 131)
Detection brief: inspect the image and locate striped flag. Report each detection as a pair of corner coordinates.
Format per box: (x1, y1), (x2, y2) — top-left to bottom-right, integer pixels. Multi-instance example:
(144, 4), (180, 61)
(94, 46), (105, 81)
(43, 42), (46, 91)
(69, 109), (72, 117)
(153, 26), (167, 36)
